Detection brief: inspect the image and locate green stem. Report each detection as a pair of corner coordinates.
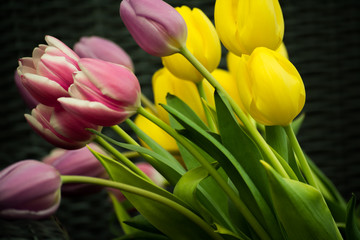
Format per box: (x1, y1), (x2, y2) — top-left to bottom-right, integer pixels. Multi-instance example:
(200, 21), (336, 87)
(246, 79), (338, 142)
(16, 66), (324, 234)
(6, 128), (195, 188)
(61, 175), (224, 240)
(111, 125), (139, 146)
(94, 136), (151, 182)
(283, 125), (319, 189)
(180, 46), (288, 179)
(141, 93), (158, 115)
(137, 106), (270, 240)
(196, 80), (218, 132)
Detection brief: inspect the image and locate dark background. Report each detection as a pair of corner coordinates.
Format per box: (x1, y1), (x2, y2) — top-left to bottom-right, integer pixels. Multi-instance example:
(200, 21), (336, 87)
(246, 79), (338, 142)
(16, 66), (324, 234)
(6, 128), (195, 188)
(0, 0), (359, 239)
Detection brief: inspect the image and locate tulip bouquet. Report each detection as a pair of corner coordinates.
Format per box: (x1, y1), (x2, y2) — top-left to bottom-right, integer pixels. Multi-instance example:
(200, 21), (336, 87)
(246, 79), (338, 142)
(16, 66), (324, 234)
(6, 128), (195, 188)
(2, 0), (359, 239)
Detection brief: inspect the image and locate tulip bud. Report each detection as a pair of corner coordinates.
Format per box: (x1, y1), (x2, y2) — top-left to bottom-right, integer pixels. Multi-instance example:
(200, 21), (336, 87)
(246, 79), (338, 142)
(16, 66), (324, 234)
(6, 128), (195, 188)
(74, 36), (134, 71)
(0, 160), (61, 219)
(120, 0), (187, 57)
(43, 143), (108, 194)
(162, 6), (221, 83)
(215, 0), (284, 56)
(58, 58), (141, 126)
(25, 104), (100, 149)
(237, 47), (305, 126)
(14, 70), (39, 109)
(17, 35), (80, 106)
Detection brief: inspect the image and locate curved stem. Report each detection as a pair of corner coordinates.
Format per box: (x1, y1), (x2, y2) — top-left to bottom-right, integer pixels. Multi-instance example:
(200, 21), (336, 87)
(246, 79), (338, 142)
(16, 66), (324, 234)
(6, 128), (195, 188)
(180, 46), (288, 179)
(137, 106), (270, 240)
(283, 125), (319, 189)
(61, 175), (224, 240)
(94, 136), (151, 182)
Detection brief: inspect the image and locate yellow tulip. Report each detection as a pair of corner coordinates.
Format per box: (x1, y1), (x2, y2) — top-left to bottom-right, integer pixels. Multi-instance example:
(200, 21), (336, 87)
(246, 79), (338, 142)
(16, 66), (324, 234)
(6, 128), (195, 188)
(152, 67), (206, 123)
(237, 47), (305, 126)
(133, 110), (178, 152)
(162, 6), (221, 83)
(215, 0), (284, 56)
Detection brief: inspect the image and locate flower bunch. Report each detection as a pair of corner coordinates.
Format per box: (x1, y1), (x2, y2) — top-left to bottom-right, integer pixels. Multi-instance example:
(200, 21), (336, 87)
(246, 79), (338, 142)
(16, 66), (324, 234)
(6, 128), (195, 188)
(3, 0), (359, 239)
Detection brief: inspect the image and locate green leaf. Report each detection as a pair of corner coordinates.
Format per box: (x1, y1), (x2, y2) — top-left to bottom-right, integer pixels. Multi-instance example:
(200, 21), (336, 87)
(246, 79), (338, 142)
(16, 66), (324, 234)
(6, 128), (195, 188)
(108, 192), (136, 235)
(89, 148), (219, 240)
(92, 130), (185, 186)
(265, 126), (288, 162)
(173, 165), (213, 222)
(161, 101), (280, 239)
(123, 214), (162, 234)
(166, 93), (209, 131)
(214, 223), (252, 240)
(262, 161), (343, 240)
(345, 194), (360, 240)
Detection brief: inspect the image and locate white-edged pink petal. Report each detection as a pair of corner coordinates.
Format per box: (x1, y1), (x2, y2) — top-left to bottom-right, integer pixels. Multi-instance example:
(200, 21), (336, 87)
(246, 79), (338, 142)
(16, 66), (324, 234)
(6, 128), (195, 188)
(58, 97), (135, 126)
(45, 35), (80, 62)
(21, 73), (69, 106)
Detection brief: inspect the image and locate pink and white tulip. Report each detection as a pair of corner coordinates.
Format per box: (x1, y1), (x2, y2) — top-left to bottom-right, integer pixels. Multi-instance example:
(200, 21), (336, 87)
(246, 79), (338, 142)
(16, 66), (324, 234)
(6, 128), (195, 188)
(0, 160), (61, 219)
(74, 36), (134, 71)
(14, 70), (39, 109)
(25, 104), (101, 149)
(17, 35), (80, 106)
(43, 143), (108, 194)
(58, 58), (141, 126)
(120, 0), (187, 57)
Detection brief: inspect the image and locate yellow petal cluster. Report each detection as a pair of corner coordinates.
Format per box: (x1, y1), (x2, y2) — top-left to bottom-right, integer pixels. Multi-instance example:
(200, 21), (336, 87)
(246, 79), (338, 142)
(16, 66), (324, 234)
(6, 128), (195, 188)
(215, 0), (284, 56)
(162, 6), (221, 83)
(237, 47), (305, 126)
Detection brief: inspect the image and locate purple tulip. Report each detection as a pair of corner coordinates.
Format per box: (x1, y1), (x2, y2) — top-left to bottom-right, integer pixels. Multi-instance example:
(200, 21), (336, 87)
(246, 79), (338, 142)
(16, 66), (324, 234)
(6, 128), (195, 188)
(43, 143), (108, 194)
(17, 35), (80, 106)
(0, 160), (61, 219)
(24, 104), (101, 149)
(14, 70), (39, 109)
(74, 36), (134, 71)
(58, 58), (141, 126)
(120, 0), (187, 57)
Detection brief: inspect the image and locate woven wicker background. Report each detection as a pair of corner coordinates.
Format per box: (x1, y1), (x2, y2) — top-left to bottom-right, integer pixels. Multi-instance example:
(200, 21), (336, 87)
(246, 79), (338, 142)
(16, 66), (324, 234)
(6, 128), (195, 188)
(0, 0), (359, 239)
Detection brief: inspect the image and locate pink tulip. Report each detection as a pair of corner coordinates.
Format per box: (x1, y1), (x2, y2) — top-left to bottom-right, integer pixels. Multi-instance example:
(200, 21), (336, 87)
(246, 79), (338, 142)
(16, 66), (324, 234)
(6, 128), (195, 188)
(0, 160), (61, 219)
(24, 104), (101, 149)
(58, 58), (141, 126)
(17, 35), (80, 106)
(43, 143), (108, 194)
(14, 70), (39, 109)
(120, 0), (187, 57)
(74, 36), (134, 71)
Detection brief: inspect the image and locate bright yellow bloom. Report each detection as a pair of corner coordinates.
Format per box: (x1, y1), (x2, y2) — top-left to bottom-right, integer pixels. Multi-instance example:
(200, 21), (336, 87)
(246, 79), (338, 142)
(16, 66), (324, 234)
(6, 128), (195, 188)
(215, 0), (284, 56)
(152, 67), (206, 123)
(162, 6), (221, 83)
(237, 47), (305, 126)
(133, 109), (178, 152)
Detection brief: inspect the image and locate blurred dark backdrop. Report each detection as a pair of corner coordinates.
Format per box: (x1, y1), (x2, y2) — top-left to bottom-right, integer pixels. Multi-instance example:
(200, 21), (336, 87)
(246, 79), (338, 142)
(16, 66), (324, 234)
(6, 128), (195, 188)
(0, 0), (359, 239)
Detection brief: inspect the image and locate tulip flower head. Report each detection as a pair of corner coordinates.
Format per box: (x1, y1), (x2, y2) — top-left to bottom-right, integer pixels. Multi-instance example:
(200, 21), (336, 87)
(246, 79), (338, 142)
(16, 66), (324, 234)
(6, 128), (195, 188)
(74, 36), (134, 71)
(25, 104), (100, 149)
(0, 160), (61, 219)
(17, 35), (80, 106)
(43, 143), (108, 194)
(58, 58), (141, 126)
(162, 6), (221, 83)
(237, 47), (305, 126)
(215, 0), (284, 56)
(120, 0), (187, 57)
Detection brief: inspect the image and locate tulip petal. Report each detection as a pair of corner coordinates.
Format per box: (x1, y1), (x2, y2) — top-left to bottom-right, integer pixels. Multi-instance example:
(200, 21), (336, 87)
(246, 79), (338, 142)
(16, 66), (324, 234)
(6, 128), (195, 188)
(21, 73), (69, 106)
(45, 35), (80, 62)
(59, 97), (135, 126)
